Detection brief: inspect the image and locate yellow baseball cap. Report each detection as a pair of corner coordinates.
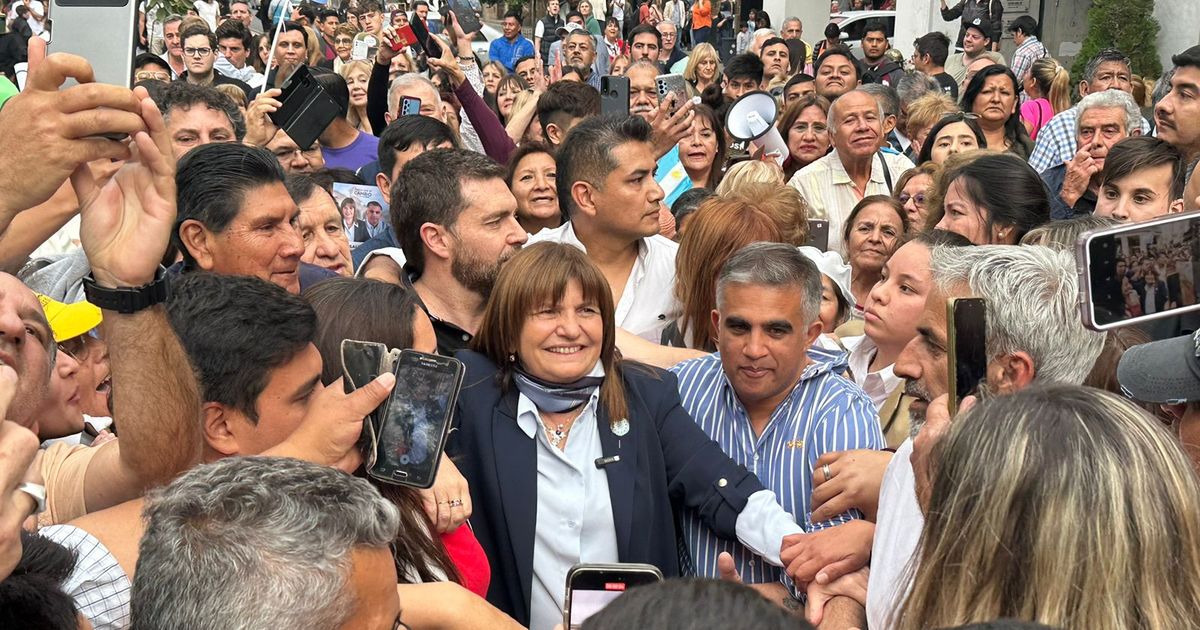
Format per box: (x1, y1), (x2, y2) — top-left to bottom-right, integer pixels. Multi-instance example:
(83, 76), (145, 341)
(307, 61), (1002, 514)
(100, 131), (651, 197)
(35, 294), (103, 343)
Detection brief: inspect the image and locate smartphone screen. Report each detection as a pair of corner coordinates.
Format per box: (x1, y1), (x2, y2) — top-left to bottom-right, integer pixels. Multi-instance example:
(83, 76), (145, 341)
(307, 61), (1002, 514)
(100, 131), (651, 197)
(565, 564), (663, 630)
(370, 352), (464, 488)
(1080, 211), (1200, 330)
(947, 297), (987, 416)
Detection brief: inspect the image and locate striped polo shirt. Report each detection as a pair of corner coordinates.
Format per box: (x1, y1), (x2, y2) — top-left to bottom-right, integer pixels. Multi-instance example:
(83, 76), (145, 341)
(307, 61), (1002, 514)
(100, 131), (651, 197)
(670, 348), (885, 585)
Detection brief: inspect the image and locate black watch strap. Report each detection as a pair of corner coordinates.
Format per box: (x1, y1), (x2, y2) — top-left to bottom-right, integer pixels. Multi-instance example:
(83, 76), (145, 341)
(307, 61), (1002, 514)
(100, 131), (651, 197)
(83, 268), (171, 314)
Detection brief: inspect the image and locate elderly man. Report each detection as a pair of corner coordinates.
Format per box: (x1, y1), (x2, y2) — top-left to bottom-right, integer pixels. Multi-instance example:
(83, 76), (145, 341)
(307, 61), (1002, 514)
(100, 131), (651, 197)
(173, 143), (336, 294)
(1040, 90), (1142, 220)
(866, 245), (1105, 628)
(656, 21), (686, 71)
(788, 89), (915, 252)
(1029, 48), (1150, 173)
(563, 28), (603, 89)
(672, 243), (882, 624)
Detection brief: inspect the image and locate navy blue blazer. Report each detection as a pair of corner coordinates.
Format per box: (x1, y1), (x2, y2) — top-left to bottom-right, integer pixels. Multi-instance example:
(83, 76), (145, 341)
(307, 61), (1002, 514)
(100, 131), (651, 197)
(447, 350), (767, 627)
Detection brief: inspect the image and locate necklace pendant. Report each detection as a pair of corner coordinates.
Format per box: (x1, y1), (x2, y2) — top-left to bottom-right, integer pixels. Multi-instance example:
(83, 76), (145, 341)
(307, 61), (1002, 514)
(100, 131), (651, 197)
(611, 418), (630, 437)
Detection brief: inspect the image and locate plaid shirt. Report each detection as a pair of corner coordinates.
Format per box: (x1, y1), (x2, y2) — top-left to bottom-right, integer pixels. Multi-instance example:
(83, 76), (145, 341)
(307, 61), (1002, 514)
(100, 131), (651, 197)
(1012, 36), (1048, 105)
(1028, 105), (1153, 173)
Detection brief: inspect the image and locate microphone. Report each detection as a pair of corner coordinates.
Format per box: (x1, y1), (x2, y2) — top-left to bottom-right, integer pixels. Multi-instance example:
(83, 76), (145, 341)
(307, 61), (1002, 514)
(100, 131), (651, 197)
(594, 455), (621, 469)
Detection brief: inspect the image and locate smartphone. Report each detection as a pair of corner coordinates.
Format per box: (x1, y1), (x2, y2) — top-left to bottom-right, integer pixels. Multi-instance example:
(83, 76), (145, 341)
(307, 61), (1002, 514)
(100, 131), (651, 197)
(400, 96), (421, 117)
(49, 0), (138, 87)
(654, 73), (688, 107)
(1076, 210), (1200, 331)
(410, 13), (442, 58)
(946, 297), (987, 416)
(340, 339), (396, 466)
(601, 76), (630, 117)
(804, 220), (830, 252)
(443, 0), (482, 35)
(368, 350), (465, 488)
(269, 64), (342, 150)
(563, 563), (663, 630)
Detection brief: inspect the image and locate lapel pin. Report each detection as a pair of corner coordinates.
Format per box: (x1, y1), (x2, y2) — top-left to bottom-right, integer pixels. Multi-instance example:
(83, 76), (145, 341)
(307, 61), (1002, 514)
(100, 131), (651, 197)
(611, 418), (630, 437)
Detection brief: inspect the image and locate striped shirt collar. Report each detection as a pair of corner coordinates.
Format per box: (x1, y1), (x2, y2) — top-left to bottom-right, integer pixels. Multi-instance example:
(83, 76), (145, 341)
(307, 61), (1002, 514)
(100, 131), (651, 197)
(714, 345), (851, 421)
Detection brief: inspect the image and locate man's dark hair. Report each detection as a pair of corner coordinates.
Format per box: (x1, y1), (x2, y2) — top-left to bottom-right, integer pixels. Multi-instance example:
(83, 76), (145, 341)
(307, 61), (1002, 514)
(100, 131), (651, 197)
(317, 8), (339, 22)
(504, 8), (523, 24)
(366, 201), (383, 209)
(628, 22), (661, 47)
(180, 24), (218, 50)
(1171, 45), (1200, 72)
(724, 53), (765, 83)
(377, 115), (459, 180)
(280, 20), (309, 46)
(862, 19), (887, 38)
(783, 72), (815, 92)
(295, 3), (317, 23)
(761, 37), (788, 54)
(284, 172), (324, 205)
(814, 46), (860, 82)
(14, 4), (28, 17)
(392, 149), (506, 275)
(556, 114), (653, 216)
(1007, 15), (1039, 38)
(671, 187), (714, 223)
(215, 19), (254, 49)
(537, 80), (601, 136)
(514, 55), (537, 74)
(353, 0), (383, 15)
(565, 10), (583, 22)
(913, 31), (950, 67)
(412, 0), (429, 7)
(0, 532), (80, 630)
(134, 52), (173, 74)
(166, 273), (316, 422)
(154, 81), (246, 140)
(1099, 136), (1187, 201)
(822, 22), (839, 39)
(581, 577), (807, 630)
(174, 144), (285, 266)
(313, 71), (350, 116)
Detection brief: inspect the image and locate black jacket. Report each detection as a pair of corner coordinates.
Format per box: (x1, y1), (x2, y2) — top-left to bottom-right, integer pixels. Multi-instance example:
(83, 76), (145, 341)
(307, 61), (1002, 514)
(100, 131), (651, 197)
(447, 350), (766, 626)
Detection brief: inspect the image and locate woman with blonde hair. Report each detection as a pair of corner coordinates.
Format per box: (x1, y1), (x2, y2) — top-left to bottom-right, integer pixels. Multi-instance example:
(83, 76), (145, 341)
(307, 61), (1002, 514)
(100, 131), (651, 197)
(682, 42), (721, 95)
(1020, 58), (1071, 140)
(338, 59), (375, 134)
(451, 242), (801, 630)
(899, 385), (1200, 630)
(904, 92), (958, 159)
(714, 160), (783, 195)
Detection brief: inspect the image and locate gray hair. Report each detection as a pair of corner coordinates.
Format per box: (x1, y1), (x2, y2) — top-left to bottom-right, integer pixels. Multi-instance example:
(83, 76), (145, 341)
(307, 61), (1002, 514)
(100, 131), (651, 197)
(930, 245), (1105, 386)
(1152, 68), (1176, 108)
(1075, 89), (1141, 137)
(894, 71), (941, 107)
(859, 83), (900, 118)
(387, 73), (442, 118)
(828, 88), (886, 132)
(784, 17), (802, 28)
(1082, 48), (1131, 85)
(131, 456), (401, 630)
(716, 242), (822, 323)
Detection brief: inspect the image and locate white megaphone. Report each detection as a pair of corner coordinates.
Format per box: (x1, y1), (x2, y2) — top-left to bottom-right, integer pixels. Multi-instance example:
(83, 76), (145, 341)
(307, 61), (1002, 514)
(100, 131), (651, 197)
(726, 91), (789, 166)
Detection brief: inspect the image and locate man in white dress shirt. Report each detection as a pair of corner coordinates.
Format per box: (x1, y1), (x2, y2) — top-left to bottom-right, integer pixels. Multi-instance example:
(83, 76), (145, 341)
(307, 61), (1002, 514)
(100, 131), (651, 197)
(527, 114), (679, 343)
(788, 89), (914, 253)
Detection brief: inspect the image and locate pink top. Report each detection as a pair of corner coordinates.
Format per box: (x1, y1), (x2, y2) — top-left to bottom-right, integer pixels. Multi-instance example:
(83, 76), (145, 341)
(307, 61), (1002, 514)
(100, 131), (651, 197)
(1020, 98), (1054, 141)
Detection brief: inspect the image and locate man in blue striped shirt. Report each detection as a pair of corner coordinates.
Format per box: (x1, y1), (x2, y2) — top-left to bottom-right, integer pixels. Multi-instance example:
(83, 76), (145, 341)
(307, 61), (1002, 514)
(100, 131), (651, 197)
(671, 243), (884, 595)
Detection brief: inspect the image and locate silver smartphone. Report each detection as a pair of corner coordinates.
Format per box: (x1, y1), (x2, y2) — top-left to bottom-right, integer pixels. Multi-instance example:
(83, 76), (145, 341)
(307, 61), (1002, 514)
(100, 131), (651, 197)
(48, 0), (139, 87)
(563, 563), (662, 630)
(1076, 210), (1200, 331)
(654, 72), (688, 107)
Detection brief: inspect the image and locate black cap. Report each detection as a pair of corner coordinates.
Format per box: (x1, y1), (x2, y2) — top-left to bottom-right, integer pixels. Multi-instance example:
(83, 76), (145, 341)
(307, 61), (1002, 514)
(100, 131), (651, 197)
(966, 17), (993, 41)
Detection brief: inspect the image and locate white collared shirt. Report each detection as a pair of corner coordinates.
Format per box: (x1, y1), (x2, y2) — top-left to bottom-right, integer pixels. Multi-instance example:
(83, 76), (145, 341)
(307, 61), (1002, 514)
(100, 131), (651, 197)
(841, 335), (901, 410)
(787, 150), (915, 253)
(527, 222), (680, 343)
(516, 391), (619, 630)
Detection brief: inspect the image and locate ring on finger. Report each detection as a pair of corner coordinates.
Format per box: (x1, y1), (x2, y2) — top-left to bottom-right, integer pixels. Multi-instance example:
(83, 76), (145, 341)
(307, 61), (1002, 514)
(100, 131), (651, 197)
(448, 498), (464, 508)
(822, 464), (833, 481)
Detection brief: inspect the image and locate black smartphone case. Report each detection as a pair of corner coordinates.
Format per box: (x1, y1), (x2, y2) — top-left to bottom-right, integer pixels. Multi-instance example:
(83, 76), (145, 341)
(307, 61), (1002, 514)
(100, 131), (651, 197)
(268, 65), (342, 150)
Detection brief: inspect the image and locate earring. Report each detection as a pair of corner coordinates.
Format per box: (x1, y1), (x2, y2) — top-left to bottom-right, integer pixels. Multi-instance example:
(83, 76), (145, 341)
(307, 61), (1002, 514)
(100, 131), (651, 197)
(507, 353), (517, 363)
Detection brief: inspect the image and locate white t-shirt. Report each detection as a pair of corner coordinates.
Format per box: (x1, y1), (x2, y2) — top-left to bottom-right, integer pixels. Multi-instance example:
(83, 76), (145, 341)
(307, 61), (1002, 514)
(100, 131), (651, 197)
(194, 0), (219, 30)
(865, 438), (924, 630)
(10, 0), (46, 35)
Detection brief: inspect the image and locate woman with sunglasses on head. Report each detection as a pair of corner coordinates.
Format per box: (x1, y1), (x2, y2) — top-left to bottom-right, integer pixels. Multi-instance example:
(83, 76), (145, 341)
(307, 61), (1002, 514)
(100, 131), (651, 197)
(916, 112), (986, 166)
(961, 65), (1034, 159)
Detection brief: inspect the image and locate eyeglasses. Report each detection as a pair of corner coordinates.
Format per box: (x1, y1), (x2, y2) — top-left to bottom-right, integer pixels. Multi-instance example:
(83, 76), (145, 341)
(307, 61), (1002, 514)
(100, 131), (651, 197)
(184, 47), (213, 57)
(273, 146), (322, 160)
(938, 112), (980, 123)
(58, 337), (88, 362)
(897, 192), (927, 207)
(134, 71), (171, 81)
(335, 36), (354, 45)
(393, 615), (412, 630)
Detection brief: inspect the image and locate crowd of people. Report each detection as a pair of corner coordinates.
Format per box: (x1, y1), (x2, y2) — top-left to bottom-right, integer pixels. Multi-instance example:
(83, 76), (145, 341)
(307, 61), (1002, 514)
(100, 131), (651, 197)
(1, 0), (1200, 628)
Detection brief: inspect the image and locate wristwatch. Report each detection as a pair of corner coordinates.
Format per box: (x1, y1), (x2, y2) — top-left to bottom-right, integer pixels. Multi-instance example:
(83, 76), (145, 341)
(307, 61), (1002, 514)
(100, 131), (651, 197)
(83, 267), (172, 314)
